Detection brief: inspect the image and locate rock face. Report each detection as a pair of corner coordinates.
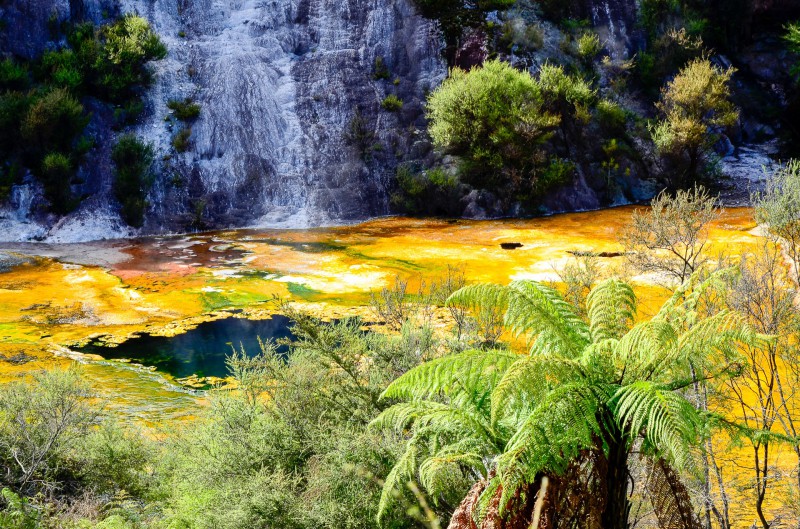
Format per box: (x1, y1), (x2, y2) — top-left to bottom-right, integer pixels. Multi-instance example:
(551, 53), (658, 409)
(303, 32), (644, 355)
(129, 0), (445, 231)
(0, 0), (445, 239)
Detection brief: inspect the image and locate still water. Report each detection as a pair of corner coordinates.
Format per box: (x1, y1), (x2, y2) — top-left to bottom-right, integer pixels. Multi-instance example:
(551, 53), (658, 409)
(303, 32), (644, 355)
(76, 315), (294, 379)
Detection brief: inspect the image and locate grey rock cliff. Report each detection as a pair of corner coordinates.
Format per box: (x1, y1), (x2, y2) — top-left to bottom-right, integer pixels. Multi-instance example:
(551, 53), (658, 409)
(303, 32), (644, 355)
(0, 0), (446, 240)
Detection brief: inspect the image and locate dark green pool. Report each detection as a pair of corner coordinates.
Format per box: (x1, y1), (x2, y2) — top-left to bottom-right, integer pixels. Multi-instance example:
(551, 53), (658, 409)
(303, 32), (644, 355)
(77, 315), (294, 379)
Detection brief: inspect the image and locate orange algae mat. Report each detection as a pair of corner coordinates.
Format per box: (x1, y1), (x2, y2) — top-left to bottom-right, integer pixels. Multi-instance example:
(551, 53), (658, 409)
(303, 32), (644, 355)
(0, 206), (761, 420)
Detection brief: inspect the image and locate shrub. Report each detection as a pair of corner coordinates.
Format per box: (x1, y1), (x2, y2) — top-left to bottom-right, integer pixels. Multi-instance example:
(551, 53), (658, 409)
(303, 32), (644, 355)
(651, 58), (738, 184)
(0, 368), (94, 494)
(576, 32), (601, 62)
(381, 94), (403, 112)
(0, 59), (29, 91)
(94, 14), (167, 101)
(167, 98), (201, 120)
(427, 59), (559, 192)
(344, 109), (375, 158)
(373, 55), (390, 81)
(39, 49), (84, 90)
(0, 92), (30, 154)
(21, 88), (87, 154)
(500, 19), (544, 52)
(391, 165), (463, 216)
(172, 127), (192, 152)
(112, 134), (155, 227)
(40, 152), (77, 213)
(596, 99), (627, 133)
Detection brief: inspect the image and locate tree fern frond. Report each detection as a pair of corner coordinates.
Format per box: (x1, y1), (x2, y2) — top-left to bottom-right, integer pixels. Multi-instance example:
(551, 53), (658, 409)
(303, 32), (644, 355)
(419, 449), (485, 502)
(613, 382), (702, 472)
(676, 310), (758, 370)
(370, 400), (494, 443)
(495, 383), (609, 515)
(490, 355), (587, 426)
(655, 267), (737, 324)
(380, 349), (518, 402)
(447, 283), (510, 314)
(504, 281), (591, 357)
(377, 436), (420, 522)
(586, 278), (637, 341)
(615, 320), (679, 383)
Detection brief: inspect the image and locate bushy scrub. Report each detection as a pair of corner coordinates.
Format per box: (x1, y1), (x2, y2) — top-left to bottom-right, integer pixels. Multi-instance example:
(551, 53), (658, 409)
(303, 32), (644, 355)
(381, 94), (403, 112)
(391, 165), (464, 216)
(112, 135), (155, 227)
(21, 88), (87, 154)
(651, 58), (738, 185)
(94, 14), (168, 101)
(0, 15), (165, 214)
(426, 59), (599, 201)
(167, 98), (201, 120)
(427, 60), (558, 191)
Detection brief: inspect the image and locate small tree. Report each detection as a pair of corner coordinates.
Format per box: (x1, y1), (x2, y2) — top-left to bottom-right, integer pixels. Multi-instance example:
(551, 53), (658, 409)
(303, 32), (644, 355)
(112, 134), (155, 227)
(651, 58), (738, 185)
(621, 185), (720, 286)
(0, 368), (95, 495)
(427, 59), (560, 192)
(754, 159), (800, 279)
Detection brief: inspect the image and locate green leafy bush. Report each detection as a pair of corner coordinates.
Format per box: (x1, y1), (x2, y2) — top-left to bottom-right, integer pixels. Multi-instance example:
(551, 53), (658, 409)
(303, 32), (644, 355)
(94, 14), (168, 101)
(21, 88), (87, 154)
(427, 59), (560, 192)
(40, 152), (77, 213)
(39, 49), (83, 90)
(596, 99), (627, 134)
(172, 127), (192, 152)
(391, 165), (463, 216)
(0, 92), (30, 155)
(0, 59), (29, 91)
(381, 94), (403, 112)
(167, 98), (201, 120)
(112, 134), (155, 227)
(372, 55), (391, 81)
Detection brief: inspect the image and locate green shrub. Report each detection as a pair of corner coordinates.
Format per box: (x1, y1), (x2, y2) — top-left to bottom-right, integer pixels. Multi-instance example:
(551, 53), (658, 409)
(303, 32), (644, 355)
(0, 488), (40, 529)
(39, 49), (83, 90)
(172, 127), (192, 152)
(391, 165), (463, 216)
(94, 14), (167, 101)
(0, 59), (29, 91)
(576, 32), (601, 62)
(596, 99), (627, 133)
(381, 94), (403, 112)
(167, 98), (201, 120)
(21, 88), (87, 154)
(0, 92), (30, 154)
(373, 55), (390, 81)
(75, 422), (153, 497)
(427, 59), (560, 192)
(40, 152), (76, 213)
(112, 134), (155, 227)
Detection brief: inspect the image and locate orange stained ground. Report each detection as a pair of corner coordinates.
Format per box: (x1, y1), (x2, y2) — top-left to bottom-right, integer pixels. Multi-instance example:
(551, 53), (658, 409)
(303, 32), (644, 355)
(0, 207), (760, 411)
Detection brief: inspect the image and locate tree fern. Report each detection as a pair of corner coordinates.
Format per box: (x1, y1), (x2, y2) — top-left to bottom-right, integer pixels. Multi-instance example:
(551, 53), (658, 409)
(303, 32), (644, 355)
(376, 276), (760, 528)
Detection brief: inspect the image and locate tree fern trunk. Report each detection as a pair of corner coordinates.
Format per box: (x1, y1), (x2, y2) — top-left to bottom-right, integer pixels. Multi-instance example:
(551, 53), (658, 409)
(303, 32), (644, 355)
(645, 458), (702, 529)
(601, 440), (631, 529)
(447, 450), (608, 529)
